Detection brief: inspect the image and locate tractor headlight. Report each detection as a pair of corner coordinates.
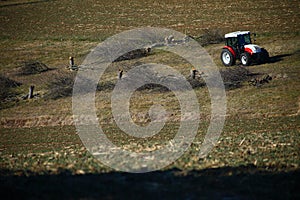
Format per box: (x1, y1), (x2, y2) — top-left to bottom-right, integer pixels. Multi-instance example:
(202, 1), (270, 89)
(254, 46), (261, 53)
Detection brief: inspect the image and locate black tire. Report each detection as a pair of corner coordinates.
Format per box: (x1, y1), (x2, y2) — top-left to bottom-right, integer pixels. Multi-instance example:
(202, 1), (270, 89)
(221, 49), (235, 66)
(260, 48), (269, 63)
(240, 52), (251, 66)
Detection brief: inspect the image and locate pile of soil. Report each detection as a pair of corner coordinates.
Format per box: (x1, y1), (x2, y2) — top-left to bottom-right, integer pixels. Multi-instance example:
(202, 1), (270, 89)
(220, 66), (254, 83)
(45, 75), (75, 100)
(0, 74), (21, 99)
(118, 64), (191, 92)
(18, 61), (49, 75)
(219, 66), (259, 89)
(114, 48), (151, 62)
(194, 29), (224, 46)
(0, 74), (21, 88)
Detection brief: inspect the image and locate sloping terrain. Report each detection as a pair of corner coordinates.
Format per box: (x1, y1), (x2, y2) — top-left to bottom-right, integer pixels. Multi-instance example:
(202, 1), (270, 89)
(0, 0), (299, 199)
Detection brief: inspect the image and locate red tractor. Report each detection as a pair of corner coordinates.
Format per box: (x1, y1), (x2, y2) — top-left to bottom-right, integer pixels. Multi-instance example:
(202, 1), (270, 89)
(220, 31), (269, 66)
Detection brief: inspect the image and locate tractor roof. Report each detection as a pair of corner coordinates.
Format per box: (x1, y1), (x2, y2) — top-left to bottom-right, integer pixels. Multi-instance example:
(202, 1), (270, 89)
(225, 31), (250, 38)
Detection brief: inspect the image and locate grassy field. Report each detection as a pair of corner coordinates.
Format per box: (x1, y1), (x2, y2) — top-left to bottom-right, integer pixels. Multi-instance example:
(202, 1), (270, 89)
(0, 0), (300, 199)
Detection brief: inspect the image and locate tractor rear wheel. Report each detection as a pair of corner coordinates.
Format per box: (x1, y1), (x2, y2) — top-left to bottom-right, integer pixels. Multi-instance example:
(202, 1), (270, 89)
(221, 49), (235, 66)
(240, 52), (251, 66)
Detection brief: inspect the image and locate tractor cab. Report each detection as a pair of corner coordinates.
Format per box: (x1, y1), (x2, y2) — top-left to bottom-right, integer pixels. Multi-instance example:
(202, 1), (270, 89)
(221, 31), (269, 66)
(225, 31), (251, 53)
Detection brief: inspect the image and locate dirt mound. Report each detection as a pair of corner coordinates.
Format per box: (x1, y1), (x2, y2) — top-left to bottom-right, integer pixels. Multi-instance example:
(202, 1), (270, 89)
(0, 74), (21, 101)
(113, 48), (151, 62)
(118, 64), (192, 92)
(45, 75), (75, 100)
(194, 29), (224, 46)
(220, 66), (253, 82)
(219, 66), (258, 89)
(18, 61), (50, 75)
(0, 74), (21, 88)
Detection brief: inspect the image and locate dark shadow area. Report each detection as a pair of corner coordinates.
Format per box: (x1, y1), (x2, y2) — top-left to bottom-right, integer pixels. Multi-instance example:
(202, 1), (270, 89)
(268, 54), (292, 64)
(0, 0), (53, 8)
(0, 165), (299, 199)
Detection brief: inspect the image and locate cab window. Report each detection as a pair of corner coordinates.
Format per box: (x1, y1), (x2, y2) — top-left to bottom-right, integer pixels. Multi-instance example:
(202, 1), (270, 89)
(244, 34), (251, 44)
(226, 37), (238, 47)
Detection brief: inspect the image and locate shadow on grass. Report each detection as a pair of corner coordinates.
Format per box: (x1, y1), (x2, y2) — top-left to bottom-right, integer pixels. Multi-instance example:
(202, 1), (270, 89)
(268, 54), (292, 63)
(0, 165), (298, 199)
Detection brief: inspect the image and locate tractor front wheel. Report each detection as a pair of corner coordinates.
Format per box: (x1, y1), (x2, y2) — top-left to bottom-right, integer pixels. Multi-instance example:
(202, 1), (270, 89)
(240, 52), (251, 66)
(221, 49), (235, 66)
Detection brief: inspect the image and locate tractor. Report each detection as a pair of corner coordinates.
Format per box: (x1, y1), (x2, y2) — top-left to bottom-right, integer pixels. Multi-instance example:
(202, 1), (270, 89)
(220, 31), (269, 66)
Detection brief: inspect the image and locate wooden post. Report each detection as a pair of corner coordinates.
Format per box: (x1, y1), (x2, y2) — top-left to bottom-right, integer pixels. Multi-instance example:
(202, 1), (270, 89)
(190, 67), (197, 79)
(69, 56), (74, 68)
(28, 85), (34, 99)
(118, 69), (123, 80)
